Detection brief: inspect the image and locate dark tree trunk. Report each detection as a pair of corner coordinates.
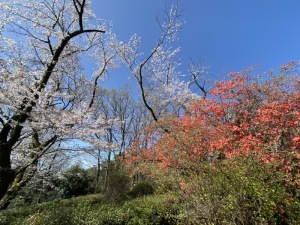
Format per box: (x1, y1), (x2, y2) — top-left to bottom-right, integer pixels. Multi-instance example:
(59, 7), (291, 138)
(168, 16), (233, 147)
(103, 150), (111, 192)
(95, 151), (101, 193)
(0, 142), (18, 210)
(0, 143), (15, 201)
(0, 168), (27, 210)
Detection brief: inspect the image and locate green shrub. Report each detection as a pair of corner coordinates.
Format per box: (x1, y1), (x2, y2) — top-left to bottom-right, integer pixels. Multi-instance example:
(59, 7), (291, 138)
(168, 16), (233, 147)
(104, 170), (131, 203)
(59, 165), (94, 198)
(98, 195), (184, 225)
(0, 194), (186, 225)
(129, 182), (155, 198)
(176, 156), (300, 225)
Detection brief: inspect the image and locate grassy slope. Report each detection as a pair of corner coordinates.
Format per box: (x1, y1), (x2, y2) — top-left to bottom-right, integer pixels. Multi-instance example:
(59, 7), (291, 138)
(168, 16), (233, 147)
(0, 194), (185, 225)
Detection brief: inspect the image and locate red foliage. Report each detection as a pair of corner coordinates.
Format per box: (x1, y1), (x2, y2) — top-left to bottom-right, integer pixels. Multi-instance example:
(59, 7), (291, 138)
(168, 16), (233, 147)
(127, 64), (300, 186)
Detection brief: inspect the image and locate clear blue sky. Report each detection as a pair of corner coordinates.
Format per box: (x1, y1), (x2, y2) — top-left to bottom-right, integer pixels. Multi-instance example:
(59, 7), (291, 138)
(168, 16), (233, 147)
(92, 0), (300, 87)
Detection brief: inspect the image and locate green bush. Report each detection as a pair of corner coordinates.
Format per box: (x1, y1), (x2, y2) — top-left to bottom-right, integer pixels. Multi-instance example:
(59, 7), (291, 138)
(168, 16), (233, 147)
(98, 195), (184, 225)
(104, 169), (131, 203)
(0, 194), (186, 225)
(129, 182), (155, 198)
(0, 194), (105, 225)
(59, 165), (94, 198)
(175, 156), (300, 225)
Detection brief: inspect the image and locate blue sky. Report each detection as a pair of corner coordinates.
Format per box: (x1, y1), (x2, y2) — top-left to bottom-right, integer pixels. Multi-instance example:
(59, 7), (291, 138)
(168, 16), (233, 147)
(92, 0), (300, 87)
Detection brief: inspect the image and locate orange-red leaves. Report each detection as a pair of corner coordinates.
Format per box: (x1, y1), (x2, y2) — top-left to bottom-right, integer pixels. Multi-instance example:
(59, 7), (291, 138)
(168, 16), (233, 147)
(127, 67), (300, 183)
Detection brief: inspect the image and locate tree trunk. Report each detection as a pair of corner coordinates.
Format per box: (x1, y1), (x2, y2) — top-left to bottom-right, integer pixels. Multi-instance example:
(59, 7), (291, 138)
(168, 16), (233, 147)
(0, 170), (15, 209)
(0, 142), (15, 205)
(0, 142), (31, 210)
(0, 165), (37, 210)
(0, 175), (20, 210)
(96, 152), (101, 193)
(103, 150), (111, 192)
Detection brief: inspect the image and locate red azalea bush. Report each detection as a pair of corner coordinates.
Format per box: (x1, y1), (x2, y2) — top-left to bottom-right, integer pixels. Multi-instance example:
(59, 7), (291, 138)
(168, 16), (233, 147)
(127, 63), (300, 224)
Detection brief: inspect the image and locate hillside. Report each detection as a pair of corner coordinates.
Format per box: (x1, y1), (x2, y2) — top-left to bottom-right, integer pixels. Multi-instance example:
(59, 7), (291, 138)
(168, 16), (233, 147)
(0, 194), (185, 225)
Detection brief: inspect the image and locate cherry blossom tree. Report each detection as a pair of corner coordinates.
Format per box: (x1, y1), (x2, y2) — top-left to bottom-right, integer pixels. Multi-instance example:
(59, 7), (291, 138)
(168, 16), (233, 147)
(0, 0), (126, 209)
(120, 1), (207, 123)
(0, 0), (208, 209)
